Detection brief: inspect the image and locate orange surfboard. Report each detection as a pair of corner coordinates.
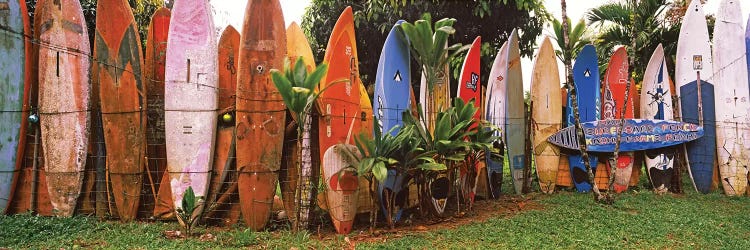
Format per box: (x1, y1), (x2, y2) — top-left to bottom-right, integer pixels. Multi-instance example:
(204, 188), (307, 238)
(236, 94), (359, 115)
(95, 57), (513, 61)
(236, 0), (287, 231)
(37, 0), (91, 217)
(205, 25), (241, 226)
(93, 0), (147, 222)
(144, 7), (173, 219)
(318, 6), (363, 234)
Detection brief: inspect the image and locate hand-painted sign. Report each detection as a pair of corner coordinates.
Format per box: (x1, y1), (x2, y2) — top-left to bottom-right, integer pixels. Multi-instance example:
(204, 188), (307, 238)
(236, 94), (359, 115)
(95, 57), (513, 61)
(547, 119), (703, 152)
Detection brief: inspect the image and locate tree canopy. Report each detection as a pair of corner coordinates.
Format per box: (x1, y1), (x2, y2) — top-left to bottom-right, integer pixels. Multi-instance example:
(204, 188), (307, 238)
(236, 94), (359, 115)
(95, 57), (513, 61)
(301, 0), (549, 92)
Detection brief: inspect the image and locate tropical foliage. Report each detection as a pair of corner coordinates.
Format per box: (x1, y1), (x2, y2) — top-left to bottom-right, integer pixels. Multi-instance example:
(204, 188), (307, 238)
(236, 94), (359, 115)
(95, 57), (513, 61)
(585, 0), (679, 82)
(551, 17), (590, 82)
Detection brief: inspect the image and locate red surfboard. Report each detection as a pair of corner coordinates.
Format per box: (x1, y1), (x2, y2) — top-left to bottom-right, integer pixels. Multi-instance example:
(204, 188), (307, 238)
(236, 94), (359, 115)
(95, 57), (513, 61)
(457, 36), (482, 205)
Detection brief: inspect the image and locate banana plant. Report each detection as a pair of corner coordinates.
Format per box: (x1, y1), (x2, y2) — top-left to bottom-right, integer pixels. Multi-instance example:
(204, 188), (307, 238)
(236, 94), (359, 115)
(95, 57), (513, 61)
(270, 57), (329, 231)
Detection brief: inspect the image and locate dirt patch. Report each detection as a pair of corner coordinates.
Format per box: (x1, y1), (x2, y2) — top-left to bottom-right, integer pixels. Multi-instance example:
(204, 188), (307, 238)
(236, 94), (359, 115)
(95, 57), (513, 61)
(314, 194), (546, 245)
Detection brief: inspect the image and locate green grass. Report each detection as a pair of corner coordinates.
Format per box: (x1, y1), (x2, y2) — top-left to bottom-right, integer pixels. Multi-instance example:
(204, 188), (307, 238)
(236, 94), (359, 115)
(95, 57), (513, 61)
(3, 170), (750, 249)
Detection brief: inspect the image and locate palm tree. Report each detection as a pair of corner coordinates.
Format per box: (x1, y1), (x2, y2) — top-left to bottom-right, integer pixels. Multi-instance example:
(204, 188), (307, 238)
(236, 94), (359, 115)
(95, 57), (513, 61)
(551, 17), (591, 81)
(586, 0), (678, 83)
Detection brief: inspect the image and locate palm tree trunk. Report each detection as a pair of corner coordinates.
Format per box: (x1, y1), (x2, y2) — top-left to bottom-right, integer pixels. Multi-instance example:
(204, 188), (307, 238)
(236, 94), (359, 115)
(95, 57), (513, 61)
(561, 0), (605, 201)
(295, 111), (313, 231)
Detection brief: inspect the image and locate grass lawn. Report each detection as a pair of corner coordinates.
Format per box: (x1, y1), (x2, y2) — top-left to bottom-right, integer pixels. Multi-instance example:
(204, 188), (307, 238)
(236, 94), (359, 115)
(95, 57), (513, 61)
(2, 184), (749, 249)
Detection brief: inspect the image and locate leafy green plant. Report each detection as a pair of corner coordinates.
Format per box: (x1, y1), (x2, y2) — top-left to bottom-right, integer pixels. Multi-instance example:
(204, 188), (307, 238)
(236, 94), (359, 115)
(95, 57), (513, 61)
(175, 186), (203, 236)
(270, 57), (330, 231)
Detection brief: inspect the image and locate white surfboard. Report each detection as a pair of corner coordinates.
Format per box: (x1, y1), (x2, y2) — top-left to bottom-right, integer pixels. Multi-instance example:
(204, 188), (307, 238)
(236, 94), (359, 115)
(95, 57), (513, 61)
(712, 0), (750, 196)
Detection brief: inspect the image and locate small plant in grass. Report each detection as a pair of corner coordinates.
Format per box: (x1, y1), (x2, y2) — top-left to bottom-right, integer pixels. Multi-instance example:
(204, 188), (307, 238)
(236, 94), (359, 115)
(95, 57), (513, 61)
(271, 57), (330, 231)
(175, 186), (203, 236)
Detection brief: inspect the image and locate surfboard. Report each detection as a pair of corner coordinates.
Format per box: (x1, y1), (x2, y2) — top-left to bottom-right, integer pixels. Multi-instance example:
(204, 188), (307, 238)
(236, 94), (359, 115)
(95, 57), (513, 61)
(358, 76), (375, 215)
(676, 0), (716, 194)
(485, 40), (507, 198)
(745, 6), (750, 196)
(712, 0), (750, 196)
(165, 0), (217, 224)
(236, 0), (286, 231)
(317, 6), (363, 234)
(145, 7), (174, 220)
(281, 21), (315, 227)
(567, 44), (599, 193)
(93, 0), (147, 222)
(531, 37), (561, 194)
(642, 44), (676, 194)
(457, 36), (481, 204)
(373, 20), (411, 223)
(557, 87), (572, 188)
(503, 31), (526, 195)
(0, 0), (30, 214)
(601, 47), (634, 193)
(204, 25), (240, 225)
(419, 47), (451, 133)
(37, 0), (91, 217)
(549, 119), (703, 152)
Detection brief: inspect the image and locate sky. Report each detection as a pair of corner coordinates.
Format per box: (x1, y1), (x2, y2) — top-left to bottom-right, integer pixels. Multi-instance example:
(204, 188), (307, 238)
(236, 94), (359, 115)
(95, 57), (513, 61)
(211, 0), (750, 90)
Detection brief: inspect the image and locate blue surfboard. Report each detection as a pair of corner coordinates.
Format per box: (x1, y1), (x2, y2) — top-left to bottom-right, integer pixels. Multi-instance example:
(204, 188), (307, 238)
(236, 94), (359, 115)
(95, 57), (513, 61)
(676, 1), (715, 194)
(567, 45), (599, 192)
(0, 1), (29, 213)
(373, 20), (411, 223)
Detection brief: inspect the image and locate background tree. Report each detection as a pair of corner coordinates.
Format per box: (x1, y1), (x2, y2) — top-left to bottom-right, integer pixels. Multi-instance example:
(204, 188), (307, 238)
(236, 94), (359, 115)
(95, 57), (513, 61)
(585, 0), (679, 83)
(301, 0), (548, 93)
(551, 17), (590, 84)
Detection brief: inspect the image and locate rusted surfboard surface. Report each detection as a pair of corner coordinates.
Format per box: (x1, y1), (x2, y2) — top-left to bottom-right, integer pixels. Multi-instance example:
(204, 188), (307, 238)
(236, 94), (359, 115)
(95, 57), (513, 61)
(205, 25), (241, 226)
(144, 7), (173, 219)
(37, 0), (91, 217)
(236, 0), (286, 231)
(93, 0), (147, 222)
(0, 0), (30, 213)
(164, 0), (218, 224)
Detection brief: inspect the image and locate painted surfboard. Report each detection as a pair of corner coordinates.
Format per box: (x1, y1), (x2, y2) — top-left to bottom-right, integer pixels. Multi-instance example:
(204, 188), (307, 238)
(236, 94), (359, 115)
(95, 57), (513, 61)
(165, 0), (217, 224)
(281, 21), (315, 227)
(601, 47), (634, 193)
(358, 75), (375, 214)
(567, 44), (599, 192)
(676, 0), (716, 194)
(204, 25), (240, 225)
(420, 46), (452, 133)
(485, 40), (508, 198)
(642, 44), (676, 194)
(317, 6), (362, 234)
(531, 37), (561, 194)
(145, 7), (174, 219)
(549, 119), (704, 152)
(0, 0), (30, 213)
(373, 20), (411, 223)
(712, 0), (750, 196)
(93, 0), (147, 222)
(506, 30), (526, 195)
(457, 36), (481, 204)
(236, 0), (286, 231)
(37, 0), (91, 217)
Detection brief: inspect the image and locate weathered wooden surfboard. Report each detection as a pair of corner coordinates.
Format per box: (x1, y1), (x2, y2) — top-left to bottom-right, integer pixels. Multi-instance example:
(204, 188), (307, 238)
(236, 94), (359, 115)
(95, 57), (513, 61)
(601, 47), (634, 193)
(457, 36), (481, 204)
(485, 40), (507, 198)
(676, 0), (716, 194)
(318, 6), (363, 234)
(419, 47), (451, 133)
(236, 0), (286, 231)
(642, 44), (676, 194)
(712, 0), (750, 196)
(37, 0), (91, 217)
(145, 7), (173, 219)
(531, 37), (561, 194)
(358, 77), (375, 214)
(93, 0), (147, 222)
(374, 20), (411, 222)
(567, 44), (599, 192)
(0, 0), (30, 213)
(204, 25), (240, 225)
(164, 0), (217, 224)
(281, 21), (314, 227)
(322, 144), (360, 233)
